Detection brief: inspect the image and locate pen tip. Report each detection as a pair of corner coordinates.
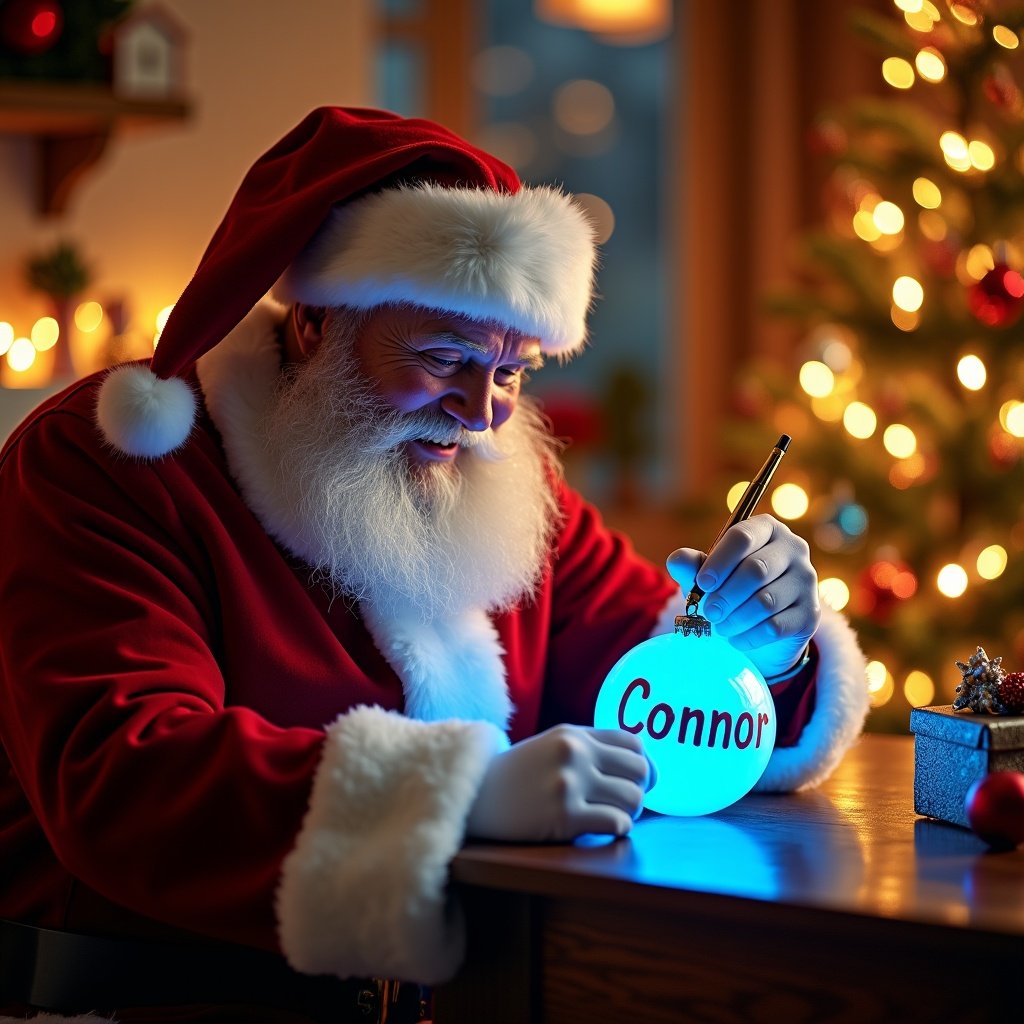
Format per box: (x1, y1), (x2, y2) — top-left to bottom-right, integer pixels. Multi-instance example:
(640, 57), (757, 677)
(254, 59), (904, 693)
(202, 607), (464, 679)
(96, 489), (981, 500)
(776, 434), (792, 451)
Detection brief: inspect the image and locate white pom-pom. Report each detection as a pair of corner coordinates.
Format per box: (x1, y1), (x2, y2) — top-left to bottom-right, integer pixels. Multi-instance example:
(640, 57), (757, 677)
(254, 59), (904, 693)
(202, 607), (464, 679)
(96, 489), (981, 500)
(95, 363), (197, 458)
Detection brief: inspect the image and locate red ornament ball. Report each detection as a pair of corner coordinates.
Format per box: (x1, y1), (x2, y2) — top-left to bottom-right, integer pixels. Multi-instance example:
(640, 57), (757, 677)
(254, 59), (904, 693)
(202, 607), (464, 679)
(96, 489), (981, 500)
(965, 772), (1024, 848)
(855, 560), (916, 622)
(999, 672), (1024, 714)
(0, 0), (64, 55)
(968, 263), (1024, 328)
(983, 72), (1020, 111)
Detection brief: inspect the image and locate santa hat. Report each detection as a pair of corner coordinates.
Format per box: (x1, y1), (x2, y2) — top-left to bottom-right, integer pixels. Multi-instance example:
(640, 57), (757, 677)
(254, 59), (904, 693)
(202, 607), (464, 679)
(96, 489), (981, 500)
(96, 106), (598, 459)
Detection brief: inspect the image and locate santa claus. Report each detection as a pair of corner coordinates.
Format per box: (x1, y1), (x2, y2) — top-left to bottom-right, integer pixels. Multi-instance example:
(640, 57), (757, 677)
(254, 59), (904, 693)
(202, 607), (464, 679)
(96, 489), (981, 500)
(0, 107), (868, 1023)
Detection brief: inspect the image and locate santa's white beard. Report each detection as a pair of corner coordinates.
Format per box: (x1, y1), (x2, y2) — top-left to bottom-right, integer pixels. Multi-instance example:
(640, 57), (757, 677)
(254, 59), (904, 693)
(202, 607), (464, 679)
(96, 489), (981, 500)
(261, 314), (562, 621)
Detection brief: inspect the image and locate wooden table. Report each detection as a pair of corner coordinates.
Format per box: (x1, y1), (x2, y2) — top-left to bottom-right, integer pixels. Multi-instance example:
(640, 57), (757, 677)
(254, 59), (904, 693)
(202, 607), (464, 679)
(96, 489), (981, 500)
(434, 735), (1024, 1023)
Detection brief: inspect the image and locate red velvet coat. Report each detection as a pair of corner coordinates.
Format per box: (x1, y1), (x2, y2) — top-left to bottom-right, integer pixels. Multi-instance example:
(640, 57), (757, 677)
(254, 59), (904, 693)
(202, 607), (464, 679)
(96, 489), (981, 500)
(0, 305), (869, 992)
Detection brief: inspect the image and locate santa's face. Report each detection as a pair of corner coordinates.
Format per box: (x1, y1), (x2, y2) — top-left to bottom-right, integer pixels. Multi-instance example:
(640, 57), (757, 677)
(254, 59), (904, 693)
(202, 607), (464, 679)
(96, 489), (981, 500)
(335, 305), (544, 470)
(265, 303), (561, 620)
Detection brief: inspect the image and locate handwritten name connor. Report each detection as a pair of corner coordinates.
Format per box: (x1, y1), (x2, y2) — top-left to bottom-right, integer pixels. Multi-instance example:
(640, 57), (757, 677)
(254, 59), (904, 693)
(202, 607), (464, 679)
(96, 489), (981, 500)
(617, 677), (772, 749)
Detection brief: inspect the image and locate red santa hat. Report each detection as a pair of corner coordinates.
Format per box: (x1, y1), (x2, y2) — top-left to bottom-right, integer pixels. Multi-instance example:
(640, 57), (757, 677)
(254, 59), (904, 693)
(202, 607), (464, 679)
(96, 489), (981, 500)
(95, 106), (598, 459)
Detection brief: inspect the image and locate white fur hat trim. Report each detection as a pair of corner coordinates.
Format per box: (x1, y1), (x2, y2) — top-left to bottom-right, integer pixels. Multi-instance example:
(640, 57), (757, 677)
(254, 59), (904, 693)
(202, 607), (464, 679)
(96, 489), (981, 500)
(275, 182), (597, 357)
(95, 363), (198, 458)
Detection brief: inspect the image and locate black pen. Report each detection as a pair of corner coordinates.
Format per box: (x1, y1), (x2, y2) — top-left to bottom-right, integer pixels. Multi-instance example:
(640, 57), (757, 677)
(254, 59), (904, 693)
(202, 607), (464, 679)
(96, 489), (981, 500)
(684, 434), (792, 615)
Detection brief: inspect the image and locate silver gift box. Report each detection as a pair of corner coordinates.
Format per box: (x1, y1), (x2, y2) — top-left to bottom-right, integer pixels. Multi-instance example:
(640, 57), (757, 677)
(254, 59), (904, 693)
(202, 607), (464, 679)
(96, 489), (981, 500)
(910, 704), (1024, 828)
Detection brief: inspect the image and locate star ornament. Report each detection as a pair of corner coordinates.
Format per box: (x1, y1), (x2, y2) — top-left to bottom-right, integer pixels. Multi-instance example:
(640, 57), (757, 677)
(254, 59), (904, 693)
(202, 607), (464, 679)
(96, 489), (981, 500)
(952, 646), (1007, 714)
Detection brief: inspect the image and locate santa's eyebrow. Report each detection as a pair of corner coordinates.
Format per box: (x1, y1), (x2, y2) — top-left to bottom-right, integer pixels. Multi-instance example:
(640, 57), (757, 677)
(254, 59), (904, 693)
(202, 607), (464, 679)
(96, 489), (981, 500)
(422, 333), (544, 369)
(422, 332), (490, 354)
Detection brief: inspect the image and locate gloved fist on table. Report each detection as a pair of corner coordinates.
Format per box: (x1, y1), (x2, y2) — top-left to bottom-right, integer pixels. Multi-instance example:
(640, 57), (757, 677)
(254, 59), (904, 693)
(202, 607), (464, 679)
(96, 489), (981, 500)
(667, 513), (820, 681)
(466, 725), (652, 842)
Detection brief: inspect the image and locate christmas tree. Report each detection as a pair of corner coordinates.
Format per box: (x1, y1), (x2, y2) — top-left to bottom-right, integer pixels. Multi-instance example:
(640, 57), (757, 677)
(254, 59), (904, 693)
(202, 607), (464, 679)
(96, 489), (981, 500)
(724, 0), (1024, 731)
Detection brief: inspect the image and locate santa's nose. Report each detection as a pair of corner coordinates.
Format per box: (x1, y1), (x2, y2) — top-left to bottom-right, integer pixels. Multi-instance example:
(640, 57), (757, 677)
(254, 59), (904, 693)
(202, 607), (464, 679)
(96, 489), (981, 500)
(441, 378), (493, 432)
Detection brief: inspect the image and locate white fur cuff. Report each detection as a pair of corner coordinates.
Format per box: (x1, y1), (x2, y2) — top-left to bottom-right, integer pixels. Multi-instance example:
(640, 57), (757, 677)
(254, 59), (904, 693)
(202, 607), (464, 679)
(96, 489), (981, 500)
(753, 605), (869, 792)
(276, 705), (506, 985)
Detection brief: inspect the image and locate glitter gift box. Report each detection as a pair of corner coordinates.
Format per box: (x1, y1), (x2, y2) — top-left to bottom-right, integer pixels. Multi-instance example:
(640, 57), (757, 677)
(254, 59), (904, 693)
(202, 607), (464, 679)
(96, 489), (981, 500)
(910, 705), (1024, 828)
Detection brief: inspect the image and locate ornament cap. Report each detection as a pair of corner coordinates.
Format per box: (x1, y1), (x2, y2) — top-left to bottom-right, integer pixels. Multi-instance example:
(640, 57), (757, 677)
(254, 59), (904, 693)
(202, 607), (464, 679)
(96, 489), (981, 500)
(674, 613), (711, 638)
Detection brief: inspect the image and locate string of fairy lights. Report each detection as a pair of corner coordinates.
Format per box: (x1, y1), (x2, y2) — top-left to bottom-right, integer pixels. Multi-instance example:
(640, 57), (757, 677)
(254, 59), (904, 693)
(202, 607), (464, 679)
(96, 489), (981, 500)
(0, 303), (174, 386)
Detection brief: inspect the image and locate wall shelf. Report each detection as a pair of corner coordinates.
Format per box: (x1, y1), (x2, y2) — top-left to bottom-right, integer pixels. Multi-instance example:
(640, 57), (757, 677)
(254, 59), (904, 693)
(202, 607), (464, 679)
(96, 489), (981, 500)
(0, 80), (191, 216)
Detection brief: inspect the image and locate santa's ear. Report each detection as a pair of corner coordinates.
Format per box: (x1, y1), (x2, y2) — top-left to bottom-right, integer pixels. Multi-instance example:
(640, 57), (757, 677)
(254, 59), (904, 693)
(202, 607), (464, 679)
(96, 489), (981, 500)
(291, 303), (329, 359)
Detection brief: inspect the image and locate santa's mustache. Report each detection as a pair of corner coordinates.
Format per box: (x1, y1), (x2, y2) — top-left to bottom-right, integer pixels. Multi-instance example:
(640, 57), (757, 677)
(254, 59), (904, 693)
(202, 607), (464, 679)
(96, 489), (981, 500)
(360, 409), (509, 462)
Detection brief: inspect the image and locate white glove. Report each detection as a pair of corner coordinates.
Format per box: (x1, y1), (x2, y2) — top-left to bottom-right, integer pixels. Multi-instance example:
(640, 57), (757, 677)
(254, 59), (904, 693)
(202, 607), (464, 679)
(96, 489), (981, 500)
(465, 724), (651, 842)
(667, 513), (820, 680)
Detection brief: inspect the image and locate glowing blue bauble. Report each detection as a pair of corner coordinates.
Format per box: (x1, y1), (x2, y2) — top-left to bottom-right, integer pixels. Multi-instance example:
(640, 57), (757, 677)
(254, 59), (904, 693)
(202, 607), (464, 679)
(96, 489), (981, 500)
(594, 628), (776, 816)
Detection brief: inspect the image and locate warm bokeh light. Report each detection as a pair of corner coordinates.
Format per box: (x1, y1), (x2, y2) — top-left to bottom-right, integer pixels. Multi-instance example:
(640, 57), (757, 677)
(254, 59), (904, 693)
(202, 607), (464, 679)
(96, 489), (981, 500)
(940, 130), (972, 171)
(892, 276), (924, 312)
(912, 177), (941, 208)
(904, 7), (934, 31)
(820, 338), (852, 371)
(866, 660), (894, 707)
(977, 544), (1008, 580)
(956, 353), (986, 390)
(903, 670), (935, 707)
(891, 306), (921, 332)
(949, 2), (978, 25)
(889, 452), (927, 489)
(937, 563), (969, 597)
(918, 210), (947, 240)
(6, 337), (37, 372)
(798, 360), (835, 398)
(772, 402), (811, 439)
(1006, 406), (1024, 437)
(964, 244), (995, 280)
(154, 305), (175, 345)
(882, 57), (915, 89)
(575, 192), (616, 244)
(872, 200), (904, 234)
(726, 480), (749, 512)
(553, 79), (615, 135)
(883, 423), (917, 458)
(1001, 401), (1024, 437)
(993, 25), (1020, 49)
(819, 577), (850, 611)
(915, 47), (946, 82)
(872, 560), (917, 599)
(540, 0), (672, 40)
(843, 401), (877, 439)
(770, 482), (809, 520)
(852, 210), (882, 241)
(842, 356), (864, 385)
(968, 140), (996, 171)
(75, 300), (104, 333)
(868, 232), (901, 254)
(894, 0), (923, 13)
(30, 316), (59, 352)
(0, 322), (14, 357)
(810, 394), (845, 422)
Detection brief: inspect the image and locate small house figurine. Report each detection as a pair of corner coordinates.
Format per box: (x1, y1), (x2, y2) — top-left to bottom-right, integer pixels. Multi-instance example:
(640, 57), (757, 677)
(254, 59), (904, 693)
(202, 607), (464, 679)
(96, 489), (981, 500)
(111, 2), (187, 100)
